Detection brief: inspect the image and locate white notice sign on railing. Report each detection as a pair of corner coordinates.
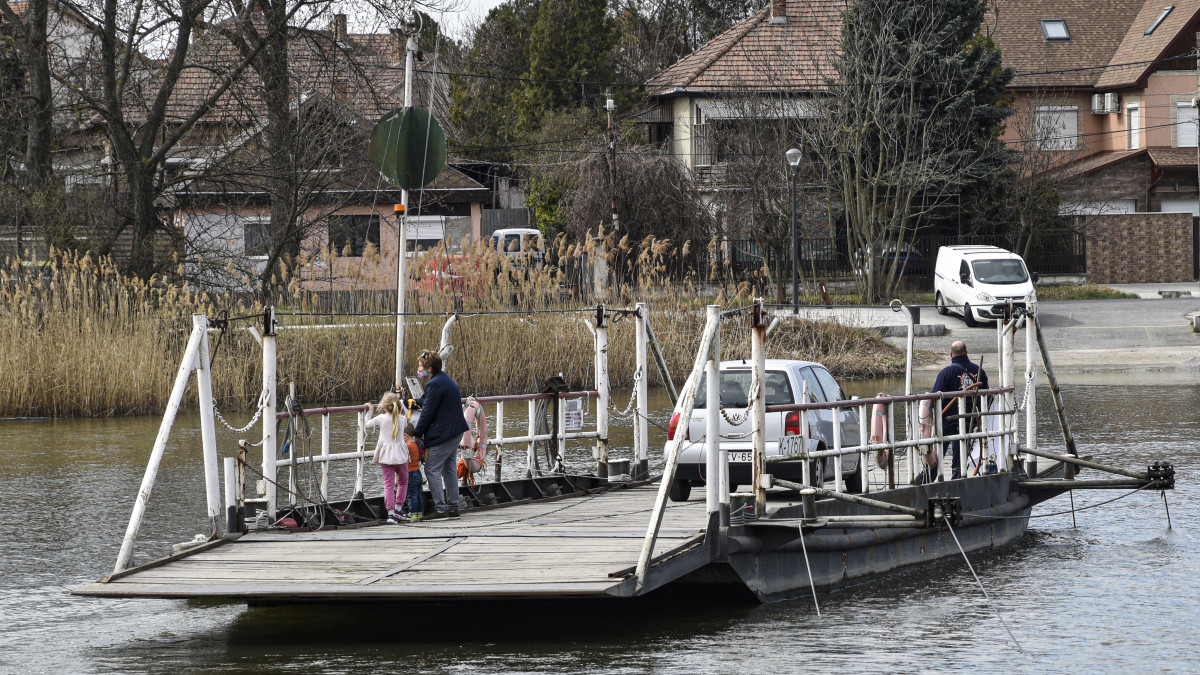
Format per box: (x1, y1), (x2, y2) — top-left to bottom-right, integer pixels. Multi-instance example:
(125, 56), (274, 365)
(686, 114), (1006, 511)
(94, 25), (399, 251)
(564, 398), (583, 431)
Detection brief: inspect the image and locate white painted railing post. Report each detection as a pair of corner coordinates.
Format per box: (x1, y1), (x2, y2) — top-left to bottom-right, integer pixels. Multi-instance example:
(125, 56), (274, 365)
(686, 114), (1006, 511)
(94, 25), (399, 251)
(320, 413), (330, 499)
(704, 305), (721, 517)
(595, 304), (610, 477)
(634, 302), (650, 479)
(1025, 313), (1037, 457)
(113, 319), (206, 573)
(832, 404), (844, 492)
(355, 409), (366, 495)
(261, 307), (278, 519)
(800, 381), (811, 486)
(1002, 317), (1017, 464)
(859, 401), (869, 493)
(224, 456), (238, 535)
(193, 314), (221, 535)
(750, 300), (766, 517)
(527, 399), (537, 477)
(636, 306), (719, 591)
(494, 400), (505, 481)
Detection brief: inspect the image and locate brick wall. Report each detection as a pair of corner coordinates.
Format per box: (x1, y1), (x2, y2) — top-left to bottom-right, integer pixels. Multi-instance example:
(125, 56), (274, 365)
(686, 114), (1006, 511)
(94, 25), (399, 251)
(1086, 212), (1194, 283)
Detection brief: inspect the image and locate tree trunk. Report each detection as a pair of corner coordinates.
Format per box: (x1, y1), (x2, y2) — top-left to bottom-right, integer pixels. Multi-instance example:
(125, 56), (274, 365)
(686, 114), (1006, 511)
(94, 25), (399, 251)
(22, 0), (52, 186)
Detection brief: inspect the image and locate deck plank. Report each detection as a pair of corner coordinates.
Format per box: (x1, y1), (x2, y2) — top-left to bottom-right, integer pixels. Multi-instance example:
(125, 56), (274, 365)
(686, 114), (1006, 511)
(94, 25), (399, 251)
(88, 485), (711, 600)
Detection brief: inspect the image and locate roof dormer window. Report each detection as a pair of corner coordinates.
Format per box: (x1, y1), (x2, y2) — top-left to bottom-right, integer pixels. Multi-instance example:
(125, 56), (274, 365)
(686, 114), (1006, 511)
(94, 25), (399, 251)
(1040, 19), (1070, 41)
(1144, 6), (1174, 36)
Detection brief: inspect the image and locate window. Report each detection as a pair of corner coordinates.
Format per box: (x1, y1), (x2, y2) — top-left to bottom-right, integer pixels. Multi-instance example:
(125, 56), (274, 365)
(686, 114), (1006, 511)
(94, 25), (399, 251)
(328, 215), (380, 257)
(1034, 106), (1079, 150)
(243, 218), (270, 257)
(692, 370), (791, 408)
(1128, 105), (1140, 149)
(1176, 102), (1198, 147)
(798, 367), (826, 402)
(812, 367), (845, 402)
(1039, 19), (1070, 41)
(1145, 6), (1174, 36)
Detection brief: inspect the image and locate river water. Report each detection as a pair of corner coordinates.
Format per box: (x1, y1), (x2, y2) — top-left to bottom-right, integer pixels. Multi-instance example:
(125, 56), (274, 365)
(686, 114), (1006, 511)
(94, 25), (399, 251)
(0, 380), (1196, 673)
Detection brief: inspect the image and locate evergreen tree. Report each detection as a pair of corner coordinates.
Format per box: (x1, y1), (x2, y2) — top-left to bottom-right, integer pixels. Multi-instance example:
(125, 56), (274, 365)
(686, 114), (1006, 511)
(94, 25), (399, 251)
(449, 0), (539, 162)
(520, 0), (615, 129)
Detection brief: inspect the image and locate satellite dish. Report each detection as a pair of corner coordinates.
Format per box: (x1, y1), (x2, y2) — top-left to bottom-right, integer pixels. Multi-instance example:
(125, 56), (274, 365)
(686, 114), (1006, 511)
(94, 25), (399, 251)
(368, 107), (446, 190)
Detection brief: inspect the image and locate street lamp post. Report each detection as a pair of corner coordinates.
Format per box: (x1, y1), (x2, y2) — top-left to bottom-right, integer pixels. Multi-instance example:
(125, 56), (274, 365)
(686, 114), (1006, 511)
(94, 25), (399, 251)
(786, 147), (802, 314)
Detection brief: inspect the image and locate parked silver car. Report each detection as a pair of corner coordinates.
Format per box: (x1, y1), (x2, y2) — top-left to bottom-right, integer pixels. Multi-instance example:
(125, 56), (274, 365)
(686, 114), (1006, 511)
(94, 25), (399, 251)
(664, 359), (865, 501)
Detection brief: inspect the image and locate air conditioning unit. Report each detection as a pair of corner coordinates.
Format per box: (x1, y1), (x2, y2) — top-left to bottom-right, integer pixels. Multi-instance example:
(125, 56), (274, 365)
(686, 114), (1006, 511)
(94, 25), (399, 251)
(1091, 94), (1105, 114)
(1105, 92), (1121, 113)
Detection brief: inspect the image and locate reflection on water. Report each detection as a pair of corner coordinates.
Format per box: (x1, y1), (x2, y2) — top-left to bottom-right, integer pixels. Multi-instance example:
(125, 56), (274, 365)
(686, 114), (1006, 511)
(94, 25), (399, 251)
(0, 381), (1196, 673)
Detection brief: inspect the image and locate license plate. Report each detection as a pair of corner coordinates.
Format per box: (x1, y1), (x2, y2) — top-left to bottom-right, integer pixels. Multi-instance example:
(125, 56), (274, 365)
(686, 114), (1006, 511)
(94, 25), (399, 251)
(728, 451), (753, 463)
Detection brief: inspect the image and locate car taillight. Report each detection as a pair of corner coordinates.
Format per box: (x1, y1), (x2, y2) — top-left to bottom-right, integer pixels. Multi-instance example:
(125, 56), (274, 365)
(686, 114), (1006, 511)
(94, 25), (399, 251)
(785, 411), (802, 437)
(668, 412), (689, 441)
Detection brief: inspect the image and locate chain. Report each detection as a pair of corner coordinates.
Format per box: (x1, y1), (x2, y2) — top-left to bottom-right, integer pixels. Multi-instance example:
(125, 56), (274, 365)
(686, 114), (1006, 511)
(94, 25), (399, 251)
(1015, 368), (1034, 411)
(608, 367), (641, 419)
(214, 388), (270, 434)
(718, 377), (760, 426)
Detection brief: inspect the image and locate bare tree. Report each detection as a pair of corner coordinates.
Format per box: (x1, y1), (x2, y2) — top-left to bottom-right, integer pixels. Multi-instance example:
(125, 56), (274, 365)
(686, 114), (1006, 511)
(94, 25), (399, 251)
(813, 0), (1012, 302)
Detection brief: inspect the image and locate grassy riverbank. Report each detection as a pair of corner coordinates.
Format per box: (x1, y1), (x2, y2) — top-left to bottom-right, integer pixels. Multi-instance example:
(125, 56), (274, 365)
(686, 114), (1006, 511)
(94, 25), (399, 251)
(0, 248), (912, 417)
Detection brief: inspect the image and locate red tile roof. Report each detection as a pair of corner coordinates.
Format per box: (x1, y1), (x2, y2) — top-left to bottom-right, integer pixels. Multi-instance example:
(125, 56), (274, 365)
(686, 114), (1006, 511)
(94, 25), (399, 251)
(646, 0), (845, 95)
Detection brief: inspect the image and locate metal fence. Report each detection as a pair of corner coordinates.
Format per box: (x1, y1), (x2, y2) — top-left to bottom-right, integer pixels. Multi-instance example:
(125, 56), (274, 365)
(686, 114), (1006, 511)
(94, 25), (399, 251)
(722, 231), (1087, 283)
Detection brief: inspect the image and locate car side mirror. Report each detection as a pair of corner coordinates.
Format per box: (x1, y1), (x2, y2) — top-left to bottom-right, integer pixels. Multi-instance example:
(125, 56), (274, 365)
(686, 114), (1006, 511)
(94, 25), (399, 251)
(1031, 272), (1039, 283)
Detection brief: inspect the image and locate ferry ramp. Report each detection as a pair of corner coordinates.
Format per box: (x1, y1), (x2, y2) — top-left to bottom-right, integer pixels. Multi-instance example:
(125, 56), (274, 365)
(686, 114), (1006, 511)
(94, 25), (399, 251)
(75, 485), (710, 602)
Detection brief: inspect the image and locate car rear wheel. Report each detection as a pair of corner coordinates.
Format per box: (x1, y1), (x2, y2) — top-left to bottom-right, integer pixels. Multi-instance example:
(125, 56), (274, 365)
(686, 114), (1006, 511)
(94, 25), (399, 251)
(668, 479), (692, 502)
(936, 292), (949, 316)
(844, 458), (867, 494)
(962, 302), (978, 327)
(807, 457), (826, 489)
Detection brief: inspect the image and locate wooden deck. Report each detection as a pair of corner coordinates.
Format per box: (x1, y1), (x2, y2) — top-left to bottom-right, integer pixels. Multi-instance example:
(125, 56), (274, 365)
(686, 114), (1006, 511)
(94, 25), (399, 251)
(76, 485), (710, 602)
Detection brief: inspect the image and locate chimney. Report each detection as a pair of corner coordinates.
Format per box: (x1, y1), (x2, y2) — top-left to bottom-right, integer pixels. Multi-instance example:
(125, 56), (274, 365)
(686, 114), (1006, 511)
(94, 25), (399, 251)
(332, 13), (347, 41)
(769, 0), (787, 24)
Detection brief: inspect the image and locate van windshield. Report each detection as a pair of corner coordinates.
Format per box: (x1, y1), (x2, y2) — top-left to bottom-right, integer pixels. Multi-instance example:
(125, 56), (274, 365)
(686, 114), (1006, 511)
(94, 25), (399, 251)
(971, 259), (1029, 284)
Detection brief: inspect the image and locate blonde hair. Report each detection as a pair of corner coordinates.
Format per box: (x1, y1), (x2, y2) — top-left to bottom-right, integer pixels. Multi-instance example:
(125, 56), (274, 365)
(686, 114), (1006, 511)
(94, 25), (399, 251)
(379, 392), (402, 439)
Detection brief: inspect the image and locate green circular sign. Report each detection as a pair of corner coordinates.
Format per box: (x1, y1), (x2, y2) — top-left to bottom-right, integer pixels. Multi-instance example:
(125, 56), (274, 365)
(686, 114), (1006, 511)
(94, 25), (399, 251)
(368, 107), (447, 190)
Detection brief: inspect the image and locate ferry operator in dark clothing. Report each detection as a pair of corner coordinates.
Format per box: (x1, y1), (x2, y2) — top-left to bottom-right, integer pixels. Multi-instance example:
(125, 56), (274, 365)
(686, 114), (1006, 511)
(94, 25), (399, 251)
(932, 340), (988, 479)
(412, 350), (470, 519)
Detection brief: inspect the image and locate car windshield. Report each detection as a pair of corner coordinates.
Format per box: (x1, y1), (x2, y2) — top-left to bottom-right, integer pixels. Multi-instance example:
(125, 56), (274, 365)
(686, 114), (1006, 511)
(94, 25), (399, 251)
(971, 258), (1029, 284)
(693, 370), (793, 409)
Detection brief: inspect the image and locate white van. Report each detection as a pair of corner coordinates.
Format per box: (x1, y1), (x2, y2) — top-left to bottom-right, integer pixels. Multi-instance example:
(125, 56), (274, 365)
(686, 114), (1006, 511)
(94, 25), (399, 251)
(490, 227), (544, 267)
(934, 245), (1037, 326)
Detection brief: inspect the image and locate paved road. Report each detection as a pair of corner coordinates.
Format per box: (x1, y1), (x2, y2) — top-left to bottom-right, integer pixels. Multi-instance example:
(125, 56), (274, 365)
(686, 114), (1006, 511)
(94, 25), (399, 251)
(890, 296), (1200, 380)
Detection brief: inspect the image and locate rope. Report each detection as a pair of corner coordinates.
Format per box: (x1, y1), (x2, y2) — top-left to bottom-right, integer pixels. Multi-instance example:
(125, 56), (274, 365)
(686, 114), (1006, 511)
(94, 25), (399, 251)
(213, 389), (270, 434)
(944, 517), (1024, 653)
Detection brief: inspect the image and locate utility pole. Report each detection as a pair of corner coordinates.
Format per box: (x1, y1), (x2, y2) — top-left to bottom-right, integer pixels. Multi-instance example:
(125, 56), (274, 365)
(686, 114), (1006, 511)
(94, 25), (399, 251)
(606, 91), (618, 232)
(394, 12), (420, 392)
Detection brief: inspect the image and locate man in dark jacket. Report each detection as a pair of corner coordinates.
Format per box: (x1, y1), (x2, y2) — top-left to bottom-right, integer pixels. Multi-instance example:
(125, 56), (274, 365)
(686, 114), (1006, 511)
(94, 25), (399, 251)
(932, 341), (988, 479)
(413, 350), (470, 518)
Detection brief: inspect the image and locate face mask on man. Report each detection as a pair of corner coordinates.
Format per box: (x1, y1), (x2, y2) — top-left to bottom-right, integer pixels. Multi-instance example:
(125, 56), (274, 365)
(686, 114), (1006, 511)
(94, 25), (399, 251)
(417, 368), (429, 380)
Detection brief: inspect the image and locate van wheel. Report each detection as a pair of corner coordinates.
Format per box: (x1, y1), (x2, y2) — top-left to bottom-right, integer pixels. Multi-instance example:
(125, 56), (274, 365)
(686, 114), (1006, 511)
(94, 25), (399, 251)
(936, 292), (948, 316)
(668, 479), (692, 502)
(962, 303), (978, 327)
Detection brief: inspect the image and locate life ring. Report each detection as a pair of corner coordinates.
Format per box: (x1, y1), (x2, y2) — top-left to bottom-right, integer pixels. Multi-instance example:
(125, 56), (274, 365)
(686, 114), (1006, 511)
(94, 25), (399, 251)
(918, 399), (933, 439)
(458, 398), (489, 486)
(871, 394), (889, 469)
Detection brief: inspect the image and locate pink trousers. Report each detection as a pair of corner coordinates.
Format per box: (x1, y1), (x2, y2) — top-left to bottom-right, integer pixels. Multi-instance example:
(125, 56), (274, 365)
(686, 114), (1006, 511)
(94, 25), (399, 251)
(380, 463), (410, 511)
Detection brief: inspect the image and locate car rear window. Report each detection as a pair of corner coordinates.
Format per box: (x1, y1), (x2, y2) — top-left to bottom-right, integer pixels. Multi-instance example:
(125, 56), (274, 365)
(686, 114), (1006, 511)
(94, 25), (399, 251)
(693, 370), (792, 408)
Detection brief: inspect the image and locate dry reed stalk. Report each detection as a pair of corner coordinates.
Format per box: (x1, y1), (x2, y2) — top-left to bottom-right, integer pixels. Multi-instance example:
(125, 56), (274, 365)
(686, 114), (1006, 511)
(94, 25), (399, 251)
(0, 240), (911, 417)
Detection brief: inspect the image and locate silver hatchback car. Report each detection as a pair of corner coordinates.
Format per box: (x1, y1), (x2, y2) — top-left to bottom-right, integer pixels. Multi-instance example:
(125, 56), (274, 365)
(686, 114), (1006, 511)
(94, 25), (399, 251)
(664, 359), (864, 501)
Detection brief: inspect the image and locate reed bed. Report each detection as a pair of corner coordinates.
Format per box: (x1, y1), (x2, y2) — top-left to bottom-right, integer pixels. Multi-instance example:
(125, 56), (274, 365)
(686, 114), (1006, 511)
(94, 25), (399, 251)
(0, 237), (911, 418)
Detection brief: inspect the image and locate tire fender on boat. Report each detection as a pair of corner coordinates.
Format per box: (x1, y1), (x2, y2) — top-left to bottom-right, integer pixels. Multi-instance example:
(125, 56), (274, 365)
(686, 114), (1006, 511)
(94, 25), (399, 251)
(459, 398), (489, 476)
